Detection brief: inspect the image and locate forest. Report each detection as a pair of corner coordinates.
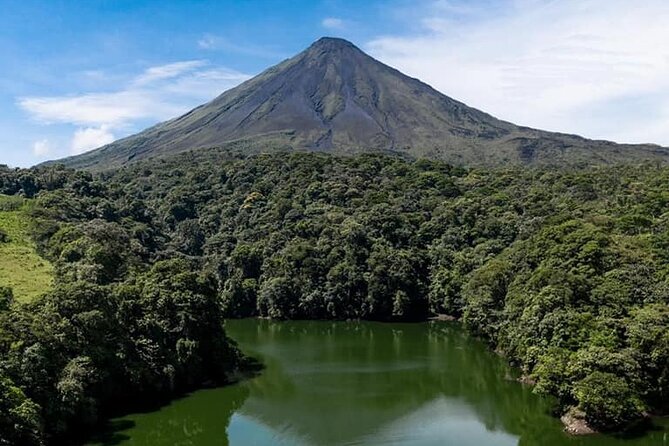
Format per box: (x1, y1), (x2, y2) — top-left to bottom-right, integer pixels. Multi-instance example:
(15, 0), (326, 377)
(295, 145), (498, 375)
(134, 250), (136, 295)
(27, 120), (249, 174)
(0, 149), (668, 444)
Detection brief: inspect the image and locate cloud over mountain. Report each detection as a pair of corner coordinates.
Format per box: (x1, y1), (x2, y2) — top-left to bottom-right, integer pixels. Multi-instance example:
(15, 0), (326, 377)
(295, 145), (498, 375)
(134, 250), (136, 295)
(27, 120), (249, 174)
(368, 0), (669, 145)
(18, 61), (249, 155)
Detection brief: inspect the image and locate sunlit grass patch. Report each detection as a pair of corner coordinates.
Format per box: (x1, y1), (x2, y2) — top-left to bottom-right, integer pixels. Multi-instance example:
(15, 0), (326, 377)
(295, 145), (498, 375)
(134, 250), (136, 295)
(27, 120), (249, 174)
(0, 195), (53, 302)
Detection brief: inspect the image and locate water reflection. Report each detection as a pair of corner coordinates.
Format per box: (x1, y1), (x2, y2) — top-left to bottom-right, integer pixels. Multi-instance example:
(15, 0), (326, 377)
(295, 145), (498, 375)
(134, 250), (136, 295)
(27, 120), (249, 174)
(89, 320), (668, 446)
(88, 384), (249, 445)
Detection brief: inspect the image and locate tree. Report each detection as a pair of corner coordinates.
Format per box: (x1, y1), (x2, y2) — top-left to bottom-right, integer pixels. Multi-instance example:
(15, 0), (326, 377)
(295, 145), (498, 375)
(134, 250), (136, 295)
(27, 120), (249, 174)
(0, 373), (43, 446)
(573, 372), (645, 429)
(0, 287), (12, 312)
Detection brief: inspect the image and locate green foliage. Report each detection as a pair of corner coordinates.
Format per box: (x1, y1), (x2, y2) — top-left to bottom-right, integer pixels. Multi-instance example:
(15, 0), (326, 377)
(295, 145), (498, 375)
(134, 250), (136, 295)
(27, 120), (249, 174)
(532, 347), (574, 401)
(0, 287), (12, 312)
(0, 165), (245, 445)
(2, 150), (669, 440)
(0, 195), (53, 302)
(104, 150), (669, 430)
(627, 303), (669, 409)
(573, 372), (645, 428)
(0, 372), (42, 446)
(462, 258), (512, 340)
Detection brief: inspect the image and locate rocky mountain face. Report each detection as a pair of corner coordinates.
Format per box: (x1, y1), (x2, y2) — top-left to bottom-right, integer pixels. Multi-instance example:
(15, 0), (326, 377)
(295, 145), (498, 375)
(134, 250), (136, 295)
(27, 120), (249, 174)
(51, 37), (669, 170)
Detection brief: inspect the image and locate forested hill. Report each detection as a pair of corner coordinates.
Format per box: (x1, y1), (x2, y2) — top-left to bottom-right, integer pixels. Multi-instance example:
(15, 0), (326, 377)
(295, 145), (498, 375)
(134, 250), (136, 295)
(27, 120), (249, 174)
(49, 37), (669, 171)
(0, 162), (250, 446)
(1, 150), (669, 444)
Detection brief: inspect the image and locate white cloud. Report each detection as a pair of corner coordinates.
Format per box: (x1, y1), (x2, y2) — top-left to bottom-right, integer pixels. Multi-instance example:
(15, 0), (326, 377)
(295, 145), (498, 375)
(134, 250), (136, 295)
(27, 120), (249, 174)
(19, 91), (159, 127)
(198, 34), (219, 50)
(18, 61), (250, 155)
(133, 60), (206, 85)
(196, 34), (284, 58)
(162, 68), (253, 98)
(368, 0), (669, 145)
(71, 126), (115, 154)
(81, 70), (107, 80)
(322, 17), (345, 30)
(32, 139), (51, 157)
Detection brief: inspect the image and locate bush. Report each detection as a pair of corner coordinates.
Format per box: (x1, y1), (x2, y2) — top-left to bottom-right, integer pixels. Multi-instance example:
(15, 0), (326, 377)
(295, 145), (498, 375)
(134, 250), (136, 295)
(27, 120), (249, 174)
(0, 374), (42, 446)
(573, 372), (645, 428)
(0, 287), (12, 311)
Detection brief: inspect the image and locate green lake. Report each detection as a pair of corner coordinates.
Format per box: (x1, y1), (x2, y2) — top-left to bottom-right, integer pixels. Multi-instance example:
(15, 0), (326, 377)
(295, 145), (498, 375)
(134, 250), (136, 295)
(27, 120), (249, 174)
(89, 319), (668, 446)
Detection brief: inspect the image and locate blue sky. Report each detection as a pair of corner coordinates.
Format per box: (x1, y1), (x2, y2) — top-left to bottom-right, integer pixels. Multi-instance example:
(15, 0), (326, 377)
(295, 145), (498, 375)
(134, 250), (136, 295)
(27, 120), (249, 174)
(2, 0), (669, 167)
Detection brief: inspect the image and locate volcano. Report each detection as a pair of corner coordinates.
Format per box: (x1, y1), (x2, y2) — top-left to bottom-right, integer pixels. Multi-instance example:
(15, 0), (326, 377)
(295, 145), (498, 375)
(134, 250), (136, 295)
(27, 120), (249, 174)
(53, 37), (669, 170)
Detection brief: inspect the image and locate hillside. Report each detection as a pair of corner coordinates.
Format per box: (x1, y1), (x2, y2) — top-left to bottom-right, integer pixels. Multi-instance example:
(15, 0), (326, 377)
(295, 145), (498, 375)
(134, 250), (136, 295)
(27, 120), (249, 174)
(0, 195), (52, 302)
(49, 38), (669, 171)
(0, 164), (249, 446)
(2, 151), (669, 443)
(106, 150), (669, 433)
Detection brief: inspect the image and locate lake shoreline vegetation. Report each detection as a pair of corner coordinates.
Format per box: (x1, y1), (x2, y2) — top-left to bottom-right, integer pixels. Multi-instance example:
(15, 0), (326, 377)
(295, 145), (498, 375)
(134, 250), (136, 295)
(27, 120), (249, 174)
(1, 149), (668, 444)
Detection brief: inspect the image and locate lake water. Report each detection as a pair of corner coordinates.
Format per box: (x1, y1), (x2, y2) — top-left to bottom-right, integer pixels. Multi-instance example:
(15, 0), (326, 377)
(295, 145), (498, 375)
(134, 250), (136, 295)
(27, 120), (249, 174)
(89, 319), (668, 446)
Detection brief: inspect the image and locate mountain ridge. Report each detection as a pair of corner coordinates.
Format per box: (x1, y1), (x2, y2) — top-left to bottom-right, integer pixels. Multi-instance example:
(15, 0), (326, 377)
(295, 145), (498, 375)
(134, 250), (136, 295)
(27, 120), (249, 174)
(48, 37), (669, 170)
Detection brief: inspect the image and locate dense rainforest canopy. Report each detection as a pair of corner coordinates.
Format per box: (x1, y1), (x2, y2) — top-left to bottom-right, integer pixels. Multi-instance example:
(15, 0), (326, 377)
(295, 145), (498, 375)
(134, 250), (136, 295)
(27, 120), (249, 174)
(1, 150), (668, 444)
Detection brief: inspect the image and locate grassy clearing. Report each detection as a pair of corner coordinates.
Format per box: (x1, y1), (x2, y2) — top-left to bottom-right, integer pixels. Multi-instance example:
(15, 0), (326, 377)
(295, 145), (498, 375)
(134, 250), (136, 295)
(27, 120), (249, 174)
(0, 195), (53, 302)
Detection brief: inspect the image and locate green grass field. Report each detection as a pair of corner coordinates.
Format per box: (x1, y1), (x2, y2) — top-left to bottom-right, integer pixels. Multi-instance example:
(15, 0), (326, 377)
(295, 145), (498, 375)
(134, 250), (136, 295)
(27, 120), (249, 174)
(0, 195), (53, 302)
